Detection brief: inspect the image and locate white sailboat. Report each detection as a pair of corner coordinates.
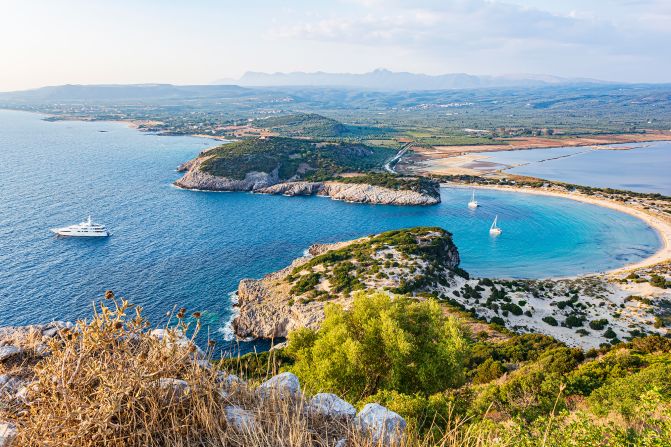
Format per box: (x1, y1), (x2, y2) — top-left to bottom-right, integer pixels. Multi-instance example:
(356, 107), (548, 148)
(468, 190), (479, 209)
(489, 215), (502, 236)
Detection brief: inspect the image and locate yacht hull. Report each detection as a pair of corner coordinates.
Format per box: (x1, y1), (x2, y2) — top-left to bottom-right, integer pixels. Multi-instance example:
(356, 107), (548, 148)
(50, 229), (109, 237)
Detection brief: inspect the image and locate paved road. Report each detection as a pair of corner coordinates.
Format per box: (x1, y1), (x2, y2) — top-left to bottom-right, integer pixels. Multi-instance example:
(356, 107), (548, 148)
(384, 142), (413, 173)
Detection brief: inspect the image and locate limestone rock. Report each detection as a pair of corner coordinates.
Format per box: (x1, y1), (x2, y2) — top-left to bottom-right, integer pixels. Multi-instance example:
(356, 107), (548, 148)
(256, 180), (440, 206)
(174, 155), (440, 206)
(257, 372), (300, 398)
(158, 378), (190, 400)
(149, 329), (205, 358)
(0, 422), (17, 447)
(224, 405), (256, 431)
(321, 181), (439, 206)
(308, 393), (356, 419)
(216, 372), (245, 390)
(0, 375), (27, 400)
(0, 346), (22, 363)
(256, 181), (323, 196)
(355, 403), (406, 445)
(174, 156), (279, 191)
(0, 321), (71, 352)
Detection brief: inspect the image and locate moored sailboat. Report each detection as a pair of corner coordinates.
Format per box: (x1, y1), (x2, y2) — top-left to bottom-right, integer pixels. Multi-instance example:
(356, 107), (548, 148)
(468, 190), (479, 209)
(489, 215), (502, 236)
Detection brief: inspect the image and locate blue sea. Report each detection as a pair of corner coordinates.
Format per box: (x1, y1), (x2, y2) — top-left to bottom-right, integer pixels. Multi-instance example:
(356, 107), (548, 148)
(0, 110), (662, 351)
(472, 141), (671, 195)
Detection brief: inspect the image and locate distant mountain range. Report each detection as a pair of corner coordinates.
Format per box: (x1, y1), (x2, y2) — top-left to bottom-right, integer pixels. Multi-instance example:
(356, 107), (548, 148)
(0, 84), (250, 102)
(215, 68), (607, 90)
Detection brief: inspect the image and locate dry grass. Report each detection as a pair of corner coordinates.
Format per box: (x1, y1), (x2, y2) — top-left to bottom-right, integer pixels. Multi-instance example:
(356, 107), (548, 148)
(7, 295), (228, 446)
(1, 294), (508, 447)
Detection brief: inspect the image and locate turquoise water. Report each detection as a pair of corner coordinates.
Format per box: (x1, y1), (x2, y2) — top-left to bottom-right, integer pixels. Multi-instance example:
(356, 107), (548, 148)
(473, 141), (671, 195)
(0, 110), (662, 350)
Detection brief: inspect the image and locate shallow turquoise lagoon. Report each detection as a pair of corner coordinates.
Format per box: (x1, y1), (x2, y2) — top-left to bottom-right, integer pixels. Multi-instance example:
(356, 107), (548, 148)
(472, 141), (671, 195)
(0, 110), (661, 350)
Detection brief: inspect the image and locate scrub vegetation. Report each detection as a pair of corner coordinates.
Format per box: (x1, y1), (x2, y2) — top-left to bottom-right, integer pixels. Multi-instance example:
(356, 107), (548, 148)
(229, 292), (671, 447)
(199, 137), (395, 181)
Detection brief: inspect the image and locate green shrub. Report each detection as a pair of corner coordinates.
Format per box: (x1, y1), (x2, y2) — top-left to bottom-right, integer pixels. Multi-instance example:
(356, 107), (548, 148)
(501, 302), (523, 316)
(589, 319), (608, 330)
(286, 291), (471, 402)
(588, 363), (671, 418)
(472, 358), (506, 384)
(650, 274), (670, 289)
(542, 316), (559, 326)
(563, 315), (585, 328)
(604, 327), (617, 339)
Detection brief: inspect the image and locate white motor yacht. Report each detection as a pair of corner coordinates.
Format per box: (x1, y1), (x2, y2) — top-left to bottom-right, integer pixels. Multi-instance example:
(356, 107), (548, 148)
(51, 216), (109, 237)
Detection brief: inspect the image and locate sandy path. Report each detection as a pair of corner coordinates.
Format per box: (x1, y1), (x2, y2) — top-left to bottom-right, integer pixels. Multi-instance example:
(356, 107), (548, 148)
(443, 183), (671, 275)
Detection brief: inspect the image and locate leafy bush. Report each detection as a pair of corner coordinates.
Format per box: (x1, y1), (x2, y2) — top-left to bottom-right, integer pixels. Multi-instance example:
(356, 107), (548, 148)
(566, 350), (645, 396)
(286, 291), (471, 402)
(563, 315), (585, 328)
(650, 274), (670, 288)
(589, 319), (608, 330)
(501, 302), (523, 316)
(588, 363), (671, 418)
(472, 358), (506, 384)
(604, 328), (617, 339)
(542, 316), (558, 326)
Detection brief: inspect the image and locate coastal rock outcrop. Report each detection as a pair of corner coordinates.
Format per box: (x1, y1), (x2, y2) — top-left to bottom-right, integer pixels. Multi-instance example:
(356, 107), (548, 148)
(174, 144), (440, 205)
(174, 136), (438, 205)
(234, 227), (463, 339)
(257, 181), (440, 205)
(175, 157), (280, 191)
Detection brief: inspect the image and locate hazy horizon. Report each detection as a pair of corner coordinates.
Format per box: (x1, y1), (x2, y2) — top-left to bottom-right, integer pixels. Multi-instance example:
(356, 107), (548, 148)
(1, 0), (670, 91)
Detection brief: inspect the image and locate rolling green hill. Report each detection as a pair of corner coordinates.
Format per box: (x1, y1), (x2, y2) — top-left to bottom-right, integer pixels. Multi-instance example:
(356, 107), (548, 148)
(252, 113), (395, 139)
(199, 137), (396, 181)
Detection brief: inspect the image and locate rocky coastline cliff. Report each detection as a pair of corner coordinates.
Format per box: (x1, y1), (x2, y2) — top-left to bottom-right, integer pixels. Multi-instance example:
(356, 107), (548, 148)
(233, 228), (462, 338)
(174, 139), (441, 206)
(256, 181), (440, 206)
(175, 160), (440, 205)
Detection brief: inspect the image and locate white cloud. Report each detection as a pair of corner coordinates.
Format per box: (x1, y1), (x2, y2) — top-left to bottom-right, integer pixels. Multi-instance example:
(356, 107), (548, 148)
(271, 0), (670, 64)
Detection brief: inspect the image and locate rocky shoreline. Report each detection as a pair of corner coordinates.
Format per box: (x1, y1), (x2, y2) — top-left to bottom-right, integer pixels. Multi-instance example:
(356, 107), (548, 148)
(233, 229), (462, 339)
(174, 158), (440, 206)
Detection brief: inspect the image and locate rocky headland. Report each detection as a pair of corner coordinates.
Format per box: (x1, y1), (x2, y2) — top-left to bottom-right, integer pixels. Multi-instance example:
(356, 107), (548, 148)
(175, 158), (440, 205)
(174, 137), (441, 205)
(233, 227), (463, 338)
(233, 227), (670, 349)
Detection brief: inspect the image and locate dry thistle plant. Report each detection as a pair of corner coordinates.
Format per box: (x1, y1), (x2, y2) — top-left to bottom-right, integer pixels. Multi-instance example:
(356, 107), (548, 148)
(11, 292), (228, 447)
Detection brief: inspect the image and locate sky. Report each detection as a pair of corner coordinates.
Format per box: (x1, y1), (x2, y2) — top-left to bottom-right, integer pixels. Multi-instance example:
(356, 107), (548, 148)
(0, 0), (669, 91)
